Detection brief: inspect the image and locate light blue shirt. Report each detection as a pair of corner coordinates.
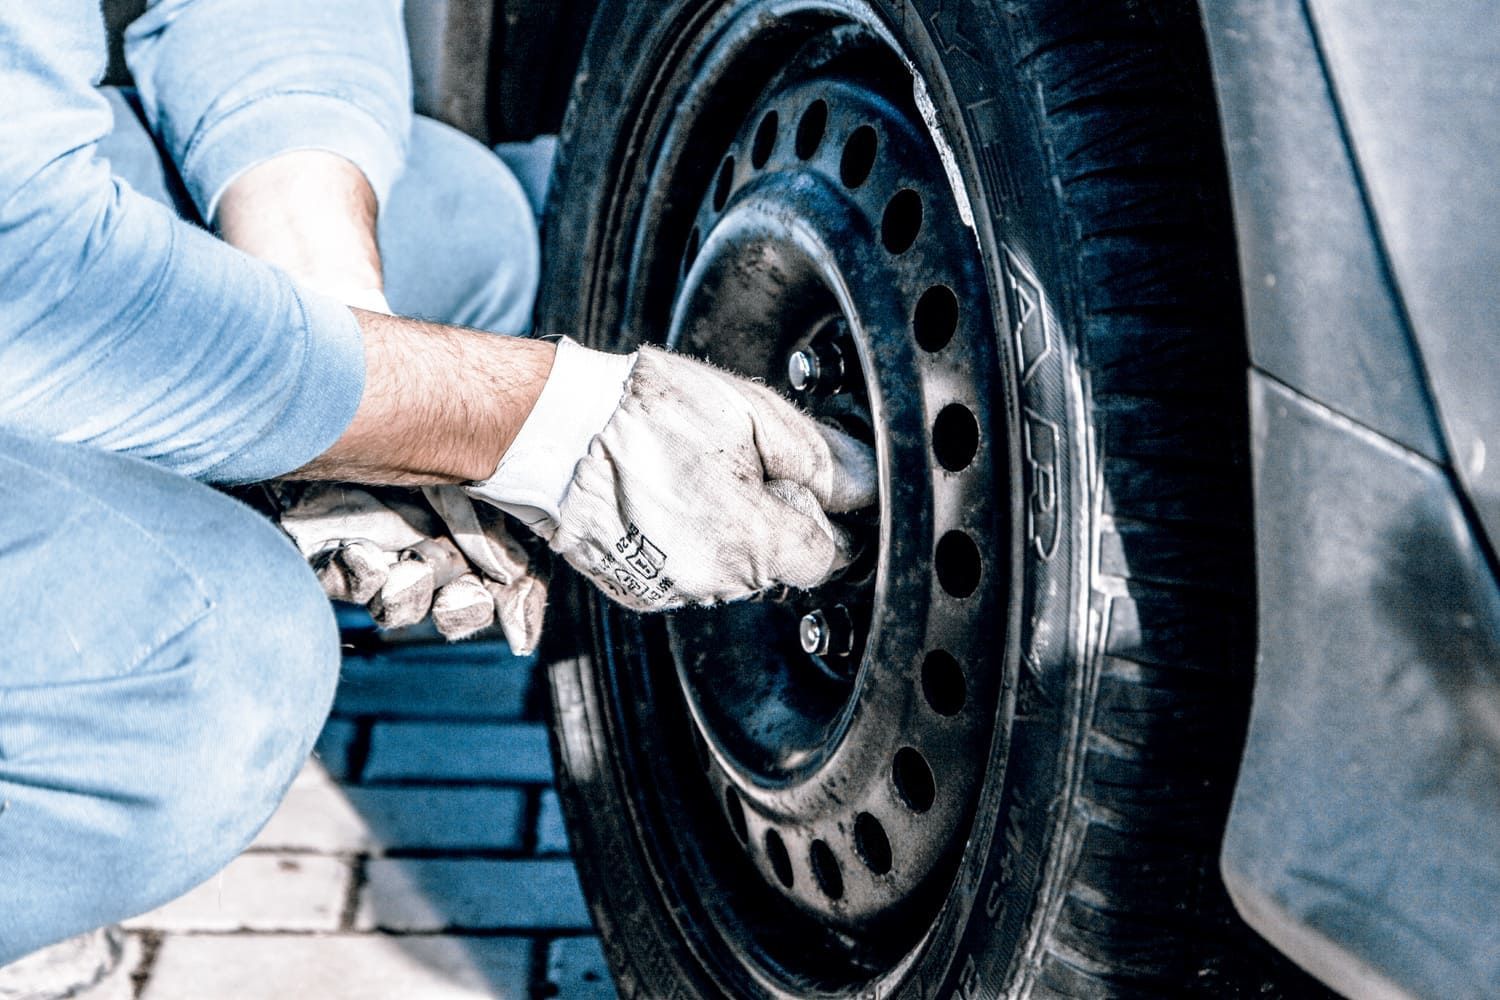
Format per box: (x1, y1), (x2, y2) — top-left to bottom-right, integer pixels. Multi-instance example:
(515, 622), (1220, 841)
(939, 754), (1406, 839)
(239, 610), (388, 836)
(0, 1), (413, 483)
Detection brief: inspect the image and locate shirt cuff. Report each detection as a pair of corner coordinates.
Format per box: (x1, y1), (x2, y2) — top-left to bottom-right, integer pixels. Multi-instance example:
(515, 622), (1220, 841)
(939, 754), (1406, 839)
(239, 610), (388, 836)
(198, 289), (367, 484)
(180, 91), (406, 224)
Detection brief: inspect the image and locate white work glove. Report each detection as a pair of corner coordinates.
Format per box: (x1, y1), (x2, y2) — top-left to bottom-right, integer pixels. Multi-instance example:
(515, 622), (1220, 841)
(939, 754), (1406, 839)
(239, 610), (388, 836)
(275, 483), (548, 653)
(467, 338), (878, 611)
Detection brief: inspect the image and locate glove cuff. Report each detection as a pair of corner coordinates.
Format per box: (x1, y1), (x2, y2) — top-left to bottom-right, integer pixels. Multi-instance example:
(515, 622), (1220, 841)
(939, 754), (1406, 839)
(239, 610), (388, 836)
(466, 337), (637, 529)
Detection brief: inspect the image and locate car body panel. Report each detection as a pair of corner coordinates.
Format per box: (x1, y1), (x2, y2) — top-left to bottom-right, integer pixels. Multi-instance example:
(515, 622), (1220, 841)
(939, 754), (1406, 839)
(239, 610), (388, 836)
(1309, 0), (1500, 559)
(1201, 2), (1500, 996)
(1199, 0), (1443, 460)
(1225, 376), (1500, 998)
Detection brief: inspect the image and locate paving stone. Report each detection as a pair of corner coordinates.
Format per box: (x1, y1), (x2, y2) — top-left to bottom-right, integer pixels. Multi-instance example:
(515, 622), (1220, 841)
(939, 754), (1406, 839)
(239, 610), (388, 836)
(360, 639), (529, 668)
(0, 928), (137, 1000)
(535, 790), (571, 854)
(546, 937), (618, 999)
(140, 934), (531, 1000)
(341, 787), (526, 851)
(92, 932), (142, 1000)
(357, 859), (591, 931)
(253, 761), (369, 852)
(363, 722), (553, 784)
(255, 765), (526, 853)
(314, 717), (360, 781)
(332, 645), (532, 721)
(292, 756), (336, 788)
(124, 854), (348, 932)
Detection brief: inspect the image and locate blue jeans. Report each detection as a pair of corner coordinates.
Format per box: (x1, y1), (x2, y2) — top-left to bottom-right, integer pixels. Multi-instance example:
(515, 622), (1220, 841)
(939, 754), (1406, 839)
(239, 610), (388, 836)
(0, 96), (540, 963)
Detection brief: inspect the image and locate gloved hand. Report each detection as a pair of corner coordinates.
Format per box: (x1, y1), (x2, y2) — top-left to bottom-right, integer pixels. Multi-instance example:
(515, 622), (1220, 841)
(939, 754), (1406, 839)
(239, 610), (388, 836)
(274, 483), (547, 652)
(467, 338), (878, 611)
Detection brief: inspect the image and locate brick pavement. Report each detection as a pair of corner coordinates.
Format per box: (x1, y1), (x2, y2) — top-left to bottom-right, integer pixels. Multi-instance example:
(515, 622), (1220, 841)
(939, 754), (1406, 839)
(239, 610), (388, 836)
(104, 635), (618, 999)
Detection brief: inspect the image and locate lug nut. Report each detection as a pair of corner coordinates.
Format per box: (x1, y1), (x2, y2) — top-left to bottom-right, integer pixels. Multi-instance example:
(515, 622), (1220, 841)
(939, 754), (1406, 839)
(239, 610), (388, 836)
(786, 337), (845, 396)
(798, 605), (854, 658)
(799, 609), (830, 655)
(788, 348), (819, 393)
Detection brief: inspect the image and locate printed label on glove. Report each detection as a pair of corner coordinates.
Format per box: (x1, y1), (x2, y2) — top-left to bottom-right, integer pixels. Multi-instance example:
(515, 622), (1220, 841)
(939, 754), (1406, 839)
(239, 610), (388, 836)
(597, 524), (675, 605)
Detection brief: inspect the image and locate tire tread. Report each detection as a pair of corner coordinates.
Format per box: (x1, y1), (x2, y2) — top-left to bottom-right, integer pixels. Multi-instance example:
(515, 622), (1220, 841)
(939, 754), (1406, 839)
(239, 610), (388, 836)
(1005, 2), (1297, 997)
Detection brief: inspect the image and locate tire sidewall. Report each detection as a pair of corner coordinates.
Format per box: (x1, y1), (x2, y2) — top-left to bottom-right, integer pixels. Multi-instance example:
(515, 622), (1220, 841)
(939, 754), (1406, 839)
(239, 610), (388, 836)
(872, 5), (1097, 997)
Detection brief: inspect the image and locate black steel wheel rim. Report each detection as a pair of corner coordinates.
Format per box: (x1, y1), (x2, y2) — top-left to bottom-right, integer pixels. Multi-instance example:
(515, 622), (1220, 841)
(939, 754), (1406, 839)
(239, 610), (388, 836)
(582, 4), (1013, 992)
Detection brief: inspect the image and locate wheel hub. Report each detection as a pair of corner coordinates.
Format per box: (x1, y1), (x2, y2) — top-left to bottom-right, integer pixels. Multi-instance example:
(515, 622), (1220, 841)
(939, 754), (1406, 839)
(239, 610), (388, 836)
(662, 48), (1005, 931)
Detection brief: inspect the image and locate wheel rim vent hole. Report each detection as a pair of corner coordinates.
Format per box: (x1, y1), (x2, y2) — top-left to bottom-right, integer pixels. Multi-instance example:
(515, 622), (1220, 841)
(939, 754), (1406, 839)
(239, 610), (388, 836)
(810, 840), (844, 900)
(914, 285), (959, 352)
(840, 125), (878, 188)
(752, 110), (779, 168)
(933, 403), (980, 472)
(853, 812), (892, 875)
(921, 649), (967, 716)
(765, 829), (794, 887)
(893, 746), (936, 813)
(796, 100), (828, 159)
(935, 530), (982, 598)
(724, 788), (749, 844)
(882, 189), (922, 254)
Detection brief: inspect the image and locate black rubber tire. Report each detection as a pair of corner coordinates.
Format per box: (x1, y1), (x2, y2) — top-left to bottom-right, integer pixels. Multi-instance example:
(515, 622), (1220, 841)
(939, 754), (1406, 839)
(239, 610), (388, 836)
(537, 1), (1325, 996)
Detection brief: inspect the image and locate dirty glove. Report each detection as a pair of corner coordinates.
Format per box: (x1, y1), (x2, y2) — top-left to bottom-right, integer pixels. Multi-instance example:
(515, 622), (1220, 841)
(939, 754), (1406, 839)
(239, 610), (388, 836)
(275, 484), (547, 652)
(421, 485), (549, 650)
(467, 338), (877, 611)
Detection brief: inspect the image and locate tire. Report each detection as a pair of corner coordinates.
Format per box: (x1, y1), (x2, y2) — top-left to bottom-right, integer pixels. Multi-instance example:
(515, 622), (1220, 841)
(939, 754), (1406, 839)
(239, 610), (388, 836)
(537, 1), (1318, 996)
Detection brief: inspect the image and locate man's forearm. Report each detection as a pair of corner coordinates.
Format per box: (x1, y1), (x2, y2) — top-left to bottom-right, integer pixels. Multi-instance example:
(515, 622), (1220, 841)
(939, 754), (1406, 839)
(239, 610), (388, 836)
(216, 149), (554, 486)
(290, 310), (556, 485)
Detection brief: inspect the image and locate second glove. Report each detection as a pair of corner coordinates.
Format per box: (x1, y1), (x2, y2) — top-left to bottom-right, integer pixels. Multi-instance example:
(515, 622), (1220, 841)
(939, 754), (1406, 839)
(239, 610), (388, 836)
(275, 483), (547, 652)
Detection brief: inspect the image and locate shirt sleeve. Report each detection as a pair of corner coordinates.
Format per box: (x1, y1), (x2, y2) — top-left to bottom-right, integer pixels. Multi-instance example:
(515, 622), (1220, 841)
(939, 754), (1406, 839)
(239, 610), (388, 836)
(0, 3), (366, 484)
(124, 0), (412, 223)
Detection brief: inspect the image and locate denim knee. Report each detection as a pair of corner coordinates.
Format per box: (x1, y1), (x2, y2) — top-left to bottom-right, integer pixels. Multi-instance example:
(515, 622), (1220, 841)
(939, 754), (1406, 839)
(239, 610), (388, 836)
(0, 464), (341, 961)
(139, 509), (341, 878)
(381, 116), (541, 334)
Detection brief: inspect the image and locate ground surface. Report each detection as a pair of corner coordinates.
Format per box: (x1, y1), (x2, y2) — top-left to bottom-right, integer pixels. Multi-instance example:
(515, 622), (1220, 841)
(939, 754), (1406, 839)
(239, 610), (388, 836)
(99, 635), (617, 999)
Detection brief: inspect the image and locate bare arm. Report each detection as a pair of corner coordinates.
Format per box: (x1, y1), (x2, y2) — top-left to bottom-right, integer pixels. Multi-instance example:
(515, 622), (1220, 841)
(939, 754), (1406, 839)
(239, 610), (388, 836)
(296, 309), (554, 484)
(215, 150), (554, 485)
